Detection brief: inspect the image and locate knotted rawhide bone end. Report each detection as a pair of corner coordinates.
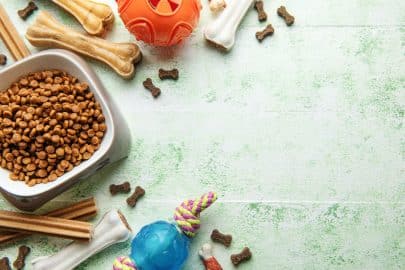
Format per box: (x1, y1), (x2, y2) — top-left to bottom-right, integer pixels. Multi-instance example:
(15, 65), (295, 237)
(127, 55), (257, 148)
(0, 54), (6, 65)
(126, 186), (145, 207)
(143, 78), (161, 98)
(277, 6), (295, 26)
(13, 245), (31, 270)
(256, 24), (274, 42)
(110, 182), (131, 195)
(0, 257), (11, 270)
(210, 229), (232, 247)
(254, 1), (267, 22)
(18, 1), (38, 20)
(231, 247), (252, 266)
(159, 68), (179, 80)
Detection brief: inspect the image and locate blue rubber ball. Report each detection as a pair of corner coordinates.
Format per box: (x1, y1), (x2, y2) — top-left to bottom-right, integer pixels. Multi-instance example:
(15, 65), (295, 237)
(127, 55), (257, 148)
(130, 221), (190, 270)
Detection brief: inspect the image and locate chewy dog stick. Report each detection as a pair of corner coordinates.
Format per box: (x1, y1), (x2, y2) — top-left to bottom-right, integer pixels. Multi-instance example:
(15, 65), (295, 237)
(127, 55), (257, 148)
(31, 210), (132, 270)
(52, 0), (114, 36)
(199, 243), (223, 270)
(26, 11), (142, 79)
(0, 197), (97, 244)
(0, 210), (92, 241)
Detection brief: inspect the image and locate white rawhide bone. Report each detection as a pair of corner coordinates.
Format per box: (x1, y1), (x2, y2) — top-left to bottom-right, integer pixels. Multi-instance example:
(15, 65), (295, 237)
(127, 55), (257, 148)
(204, 0), (254, 50)
(31, 210), (132, 270)
(52, 0), (114, 36)
(26, 11), (142, 79)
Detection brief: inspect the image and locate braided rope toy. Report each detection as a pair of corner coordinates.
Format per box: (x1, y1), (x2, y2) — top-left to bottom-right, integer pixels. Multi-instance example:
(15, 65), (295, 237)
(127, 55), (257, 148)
(113, 192), (217, 270)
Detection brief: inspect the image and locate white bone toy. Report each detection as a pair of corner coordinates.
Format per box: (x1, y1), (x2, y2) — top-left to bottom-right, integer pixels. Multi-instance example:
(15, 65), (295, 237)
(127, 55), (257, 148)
(31, 210), (132, 270)
(204, 0), (254, 50)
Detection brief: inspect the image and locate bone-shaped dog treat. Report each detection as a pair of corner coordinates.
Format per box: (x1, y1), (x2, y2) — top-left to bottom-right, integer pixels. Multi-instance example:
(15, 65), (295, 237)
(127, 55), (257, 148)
(0, 257), (11, 270)
(256, 24), (274, 42)
(52, 0), (114, 36)
(159, 68), (179, 80)
(18, 1), (38, 20)
(231, 247), (252, 266)
(143, 78), (161, 99)
(126, 186), (145, 207)
(204, 0), (254, 50)
(277, 6), (295, 26)
(0, 54), (6, 65)
(31, 210), (131, 270)
(13, 245), (31, 270)
(254, 1), (267, 22)
(26, 11), (142, 79)
(199, 243), (223, 270)
(209, 0), (227, 13)
(110, 182), (131, 195)
(211, 229), (232, 247)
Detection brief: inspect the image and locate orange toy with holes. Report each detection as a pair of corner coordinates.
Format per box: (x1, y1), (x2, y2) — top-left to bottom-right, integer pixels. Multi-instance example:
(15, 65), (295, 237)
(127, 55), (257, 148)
(116, 0), (202, 46)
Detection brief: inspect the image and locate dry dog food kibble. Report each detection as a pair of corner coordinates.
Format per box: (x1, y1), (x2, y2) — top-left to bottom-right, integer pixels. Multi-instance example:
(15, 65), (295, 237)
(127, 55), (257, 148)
(18, 1), (38, 20)
(13, 245), (30, 270)
(254, 1), (267, 22)
(211, 229), (232, 247)
(0, 70), (106, 186)
(159, 68), (179, 80)
(0, 257), (11, 270)
(231, 247), (252, 266)
(110, 182), (131, 195)
(0, 54), (6, 66)
(256, 24), (274, 42)
(277, 6), (295, 26)
(126, 186), (145, 207)
(143, 78), (161, 98)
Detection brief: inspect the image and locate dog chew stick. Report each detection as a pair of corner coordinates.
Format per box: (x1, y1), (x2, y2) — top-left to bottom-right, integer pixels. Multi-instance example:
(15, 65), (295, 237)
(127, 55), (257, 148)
(0, 210), (92, 241)
(31, 210), (132, 270)
(0, 198), (97, 245)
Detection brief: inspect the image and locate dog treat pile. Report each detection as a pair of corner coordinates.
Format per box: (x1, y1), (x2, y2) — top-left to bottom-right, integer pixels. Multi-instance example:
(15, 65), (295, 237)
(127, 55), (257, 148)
(0, 70), (106, 186)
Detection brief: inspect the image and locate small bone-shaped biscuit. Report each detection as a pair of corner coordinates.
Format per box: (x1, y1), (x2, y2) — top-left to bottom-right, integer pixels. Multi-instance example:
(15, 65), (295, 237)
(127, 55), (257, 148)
(256, 24), (274, 42)
(18, 1), (38, 20)
(0, 54), (6, 65)
(52, 0), (114, 36)
(254, 1), (267, 22)
(0, 257), (11, 270)
(26, 11), (142, 79)
(277, 6), (295, 26)
(231, 247), (252, 266)
(211, 229), (232, 247)
(159, 68), (179, 80)
(126, 186), (145, 207)
(13, 245), (31, 270)
(143, 78), (161, 98)
(110, 182), (131, 195)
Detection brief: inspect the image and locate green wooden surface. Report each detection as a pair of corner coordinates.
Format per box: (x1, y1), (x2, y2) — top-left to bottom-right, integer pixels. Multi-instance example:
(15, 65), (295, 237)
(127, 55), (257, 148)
(0, 0), (404, 269)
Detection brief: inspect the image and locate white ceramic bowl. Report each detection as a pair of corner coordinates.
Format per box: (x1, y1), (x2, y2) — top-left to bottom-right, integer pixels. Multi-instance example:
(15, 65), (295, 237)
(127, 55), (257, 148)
(0, 50), (130, 211)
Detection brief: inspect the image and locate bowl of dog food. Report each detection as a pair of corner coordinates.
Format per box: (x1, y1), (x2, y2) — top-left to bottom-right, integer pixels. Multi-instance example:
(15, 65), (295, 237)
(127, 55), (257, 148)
(0, 49), (130, 211)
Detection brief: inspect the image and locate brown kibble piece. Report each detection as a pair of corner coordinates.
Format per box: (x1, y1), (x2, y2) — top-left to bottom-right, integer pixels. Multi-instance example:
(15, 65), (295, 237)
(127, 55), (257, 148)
(256, 24), (274, 42)
(158, 68), (179, 80)
(13, 245), (31, 270)
(143, 78), (161, 98)
(277, 6), (294, 26)
(0, 257), (11, 270)
(231, 247), (252, 266)
(211, 229), (232, 247)
(18, 1), (38, 20)
(110, 181), (131, 195)
(126, 186), (145, 207)
(0, 54), (6, 66)
(254, 1), (267, 22)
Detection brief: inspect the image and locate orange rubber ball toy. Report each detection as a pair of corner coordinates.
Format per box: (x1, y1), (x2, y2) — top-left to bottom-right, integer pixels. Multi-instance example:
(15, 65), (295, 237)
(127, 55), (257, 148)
(116, 0), (202, 46)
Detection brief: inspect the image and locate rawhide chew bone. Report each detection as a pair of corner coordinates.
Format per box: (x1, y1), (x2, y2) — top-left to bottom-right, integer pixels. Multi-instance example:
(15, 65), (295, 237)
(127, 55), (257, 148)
(13, 245), (31, 270)
(127, 186), (145, 207)
(0, 210), (92, 241)
(204, 0), (254, 50)
(256, 24), (274, 42)
(52, 0), (114, 36)
(231, 247), (252, 266)
(199, 243), (223, 270)
(209, 0), (227, 13)
(110, 182), (131, 195)
(143, 78), (161, 98)
(210, 229), (232, 247)
(0, 257), (11, 270)
(26, 11), (142, 79)
(18, 1), (38, 20)
(0, 198), (97, 245)
(0, 54), (6, 65)
(277, 6), (294, 26)
(159, 68), (179, 80)
(254, 1), (267, 22)
(31, 210), (132, 270)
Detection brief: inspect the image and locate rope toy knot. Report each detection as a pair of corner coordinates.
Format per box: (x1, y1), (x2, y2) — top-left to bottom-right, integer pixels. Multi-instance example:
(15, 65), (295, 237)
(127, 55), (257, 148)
(174, 192), (218, 238)
(113, 256), (137, 270)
